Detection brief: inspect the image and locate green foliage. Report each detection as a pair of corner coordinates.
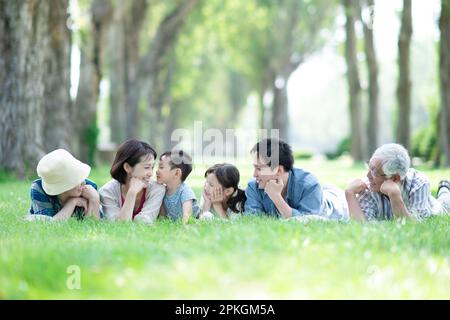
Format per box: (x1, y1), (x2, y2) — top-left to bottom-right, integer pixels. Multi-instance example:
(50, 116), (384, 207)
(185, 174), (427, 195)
(412, 98), (439, 162)
(169, 1), (244, 129)
(84, 118), (99, 167)
(412, 127), (438, 161)
(207, 0), (337, 88)
(165, 0), (338, 131)
(0, 170), (16, 183)
(325, 136), (351, 160)
(293, 150), (314, 160)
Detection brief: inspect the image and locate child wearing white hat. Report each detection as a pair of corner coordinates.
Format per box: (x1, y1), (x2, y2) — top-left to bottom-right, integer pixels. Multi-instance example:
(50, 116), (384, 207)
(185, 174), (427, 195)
(27, 149), (101, 221)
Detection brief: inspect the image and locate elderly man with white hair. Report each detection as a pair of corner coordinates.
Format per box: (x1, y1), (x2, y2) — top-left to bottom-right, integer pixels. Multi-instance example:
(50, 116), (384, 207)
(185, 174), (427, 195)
(345, 143), (450, 221)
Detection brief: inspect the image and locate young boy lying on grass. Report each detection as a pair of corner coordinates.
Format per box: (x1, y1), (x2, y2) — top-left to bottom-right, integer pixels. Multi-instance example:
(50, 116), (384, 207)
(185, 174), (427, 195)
(156, 150), (200, 224)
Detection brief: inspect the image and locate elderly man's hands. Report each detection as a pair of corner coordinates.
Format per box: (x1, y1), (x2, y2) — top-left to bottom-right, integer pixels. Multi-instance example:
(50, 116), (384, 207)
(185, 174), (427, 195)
(380, 180), (401, 198)
(345, 179), (369, 196)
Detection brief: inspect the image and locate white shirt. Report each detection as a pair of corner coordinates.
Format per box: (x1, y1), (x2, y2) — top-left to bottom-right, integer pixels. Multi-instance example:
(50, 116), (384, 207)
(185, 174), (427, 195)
(99, 179), (165, 224)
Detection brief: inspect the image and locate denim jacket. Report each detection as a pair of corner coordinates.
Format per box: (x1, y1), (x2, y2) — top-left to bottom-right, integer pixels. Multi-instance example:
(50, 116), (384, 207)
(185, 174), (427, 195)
(244, 168), (347, 220)
(245, 168), (323, 217)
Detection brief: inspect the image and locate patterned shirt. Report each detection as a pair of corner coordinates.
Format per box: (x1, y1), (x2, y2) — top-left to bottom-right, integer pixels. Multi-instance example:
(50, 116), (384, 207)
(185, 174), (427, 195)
(28, 178), (98, 219)
(163, 182), (201, 221)
(357, 168), (444, 221)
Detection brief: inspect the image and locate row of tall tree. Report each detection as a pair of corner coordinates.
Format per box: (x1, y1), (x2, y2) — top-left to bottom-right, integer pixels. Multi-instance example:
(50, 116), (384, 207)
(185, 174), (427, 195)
(0, 0), (200, 176)
(0, 0), (337, 176)
(343, 0), (450, 165)
(1, 0), (449, 178)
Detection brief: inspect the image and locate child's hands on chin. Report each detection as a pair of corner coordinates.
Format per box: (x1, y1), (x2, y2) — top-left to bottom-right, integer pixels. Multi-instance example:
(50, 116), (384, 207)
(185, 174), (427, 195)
(81, 184), (99, 201)
(70, 197), (88, 212)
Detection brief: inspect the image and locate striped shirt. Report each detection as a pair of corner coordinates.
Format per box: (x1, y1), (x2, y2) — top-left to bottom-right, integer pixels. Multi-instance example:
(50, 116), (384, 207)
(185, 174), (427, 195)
(28, 179), (98, 219)
(357, 168), (444, 221)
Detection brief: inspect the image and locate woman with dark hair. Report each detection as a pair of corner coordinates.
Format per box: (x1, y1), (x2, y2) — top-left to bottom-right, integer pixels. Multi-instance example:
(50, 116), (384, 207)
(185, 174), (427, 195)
(200, 163), (246, 219)
(99, 139), (165, 224)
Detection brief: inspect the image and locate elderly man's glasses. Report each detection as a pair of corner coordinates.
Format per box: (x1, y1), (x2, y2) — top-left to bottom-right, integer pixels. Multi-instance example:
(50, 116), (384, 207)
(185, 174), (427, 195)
(365, 161), (389, 178)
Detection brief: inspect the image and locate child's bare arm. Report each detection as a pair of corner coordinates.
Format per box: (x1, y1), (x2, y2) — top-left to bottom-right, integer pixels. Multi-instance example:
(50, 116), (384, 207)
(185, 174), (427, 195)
(182, 200), (193, 224)
(81, 185), (100, 220)
(54, 198), (86, 221)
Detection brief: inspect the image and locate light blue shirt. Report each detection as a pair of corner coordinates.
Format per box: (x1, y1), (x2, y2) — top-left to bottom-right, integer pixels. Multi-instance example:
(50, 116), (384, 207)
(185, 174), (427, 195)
(244, 168), (347, 220)
(163, 182), (200, 221)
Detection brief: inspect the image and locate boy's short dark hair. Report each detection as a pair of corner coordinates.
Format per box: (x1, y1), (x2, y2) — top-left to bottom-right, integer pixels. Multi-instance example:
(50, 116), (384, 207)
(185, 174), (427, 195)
(160, 150), (193, 182)
(111, 139), (157, 184)
(251, 138), (294, 172)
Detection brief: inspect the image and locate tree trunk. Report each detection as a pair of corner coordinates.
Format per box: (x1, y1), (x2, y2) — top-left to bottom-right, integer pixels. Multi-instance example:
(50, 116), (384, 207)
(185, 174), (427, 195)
(361, 0), (379, 156)
(344, 0), (366, 161)
(43, 0), (72, 152)
(258, 90), (266, 130)
(163, 103), (178, 152)
(73, 0), (112, 164)
(139, 0), (199, 143)
(397, 0), (412, 150)
(228, 71), (247, 128)
(108, 1), (126, 144)
(124, 0), (148, 139)
(271, 78), (289, 141)
(0, 0), (50, 177)
(152, 62), (174, 152)
(159, 57), (175, 151)
(269, 0), (301, 143)
(439, 0), (450, 166)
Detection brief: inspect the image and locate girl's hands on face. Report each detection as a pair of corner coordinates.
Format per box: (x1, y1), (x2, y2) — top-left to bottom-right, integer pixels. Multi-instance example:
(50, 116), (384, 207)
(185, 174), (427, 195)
(202, 182), (209, 197)
(203, 184), (212, 202)
(210, 186), (225, 204)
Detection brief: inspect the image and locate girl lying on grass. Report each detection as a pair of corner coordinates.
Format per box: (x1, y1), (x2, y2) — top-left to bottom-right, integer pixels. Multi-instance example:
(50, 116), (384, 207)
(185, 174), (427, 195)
(27, 149), (101, 221)
(199, 163), (246, 219)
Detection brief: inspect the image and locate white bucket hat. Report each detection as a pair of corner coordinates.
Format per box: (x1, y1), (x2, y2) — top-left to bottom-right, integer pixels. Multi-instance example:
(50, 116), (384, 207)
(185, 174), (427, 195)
(37, 149), (91, 195)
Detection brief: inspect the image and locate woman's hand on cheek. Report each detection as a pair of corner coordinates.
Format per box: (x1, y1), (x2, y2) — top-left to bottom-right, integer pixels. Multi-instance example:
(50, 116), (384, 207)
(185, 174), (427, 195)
(129, 177), (147, 194)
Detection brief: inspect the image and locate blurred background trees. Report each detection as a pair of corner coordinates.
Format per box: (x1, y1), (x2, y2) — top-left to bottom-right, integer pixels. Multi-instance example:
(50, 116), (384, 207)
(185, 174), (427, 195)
(1, 0), (449, 177)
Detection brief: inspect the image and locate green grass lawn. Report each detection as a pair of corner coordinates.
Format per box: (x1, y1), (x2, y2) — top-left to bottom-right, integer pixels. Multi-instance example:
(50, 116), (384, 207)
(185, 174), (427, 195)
(0, 158), (449, 299)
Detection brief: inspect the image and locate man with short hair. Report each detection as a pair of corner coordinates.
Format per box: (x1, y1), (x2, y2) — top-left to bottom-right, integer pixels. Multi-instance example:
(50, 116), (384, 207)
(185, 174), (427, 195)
(345, 143), (450, 221)
(244, 138), (347, 220)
